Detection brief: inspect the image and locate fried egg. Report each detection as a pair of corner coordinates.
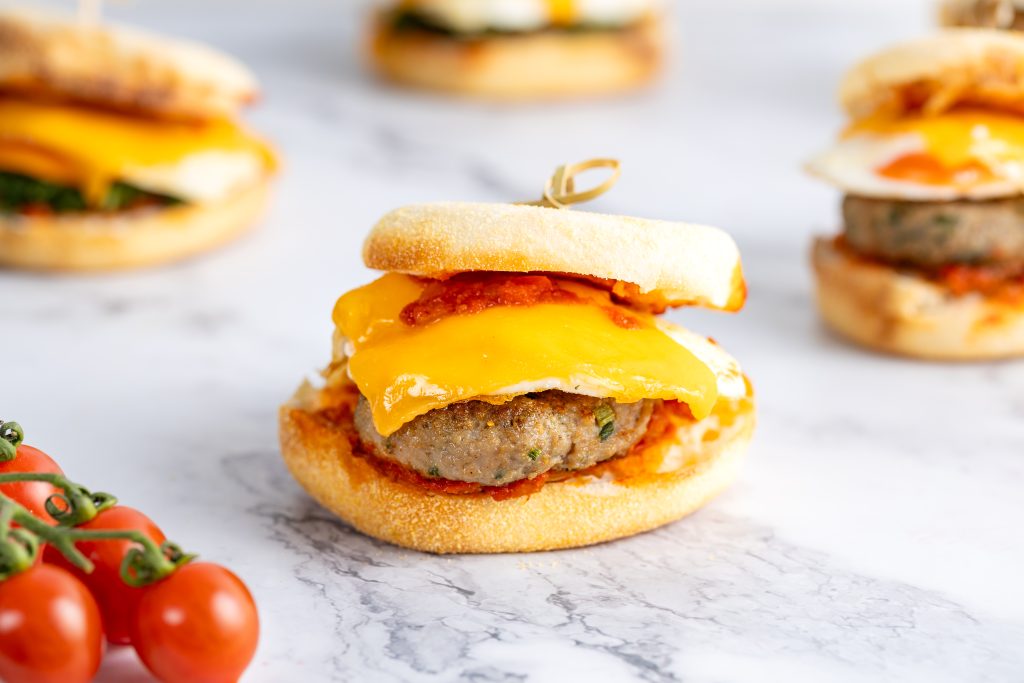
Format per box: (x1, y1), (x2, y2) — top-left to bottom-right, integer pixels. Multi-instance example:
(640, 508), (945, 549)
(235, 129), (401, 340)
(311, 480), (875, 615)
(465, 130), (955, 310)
(807, 108), (1024, 201)
(398, 0), (660, 33)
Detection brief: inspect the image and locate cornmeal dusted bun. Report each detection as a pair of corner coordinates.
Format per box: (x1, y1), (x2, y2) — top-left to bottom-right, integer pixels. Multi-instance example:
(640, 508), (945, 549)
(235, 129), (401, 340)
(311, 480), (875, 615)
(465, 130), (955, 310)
(0, 7), (257, 119)
(840, 29), (1024, 119)
(812, 238), (1024, 360)
(369, 14), (663, 100)
(0, 174), (271, 271)
(364, 202), (746, 311)
(279, 385), (755, 554)
(281, 160), (753, 553)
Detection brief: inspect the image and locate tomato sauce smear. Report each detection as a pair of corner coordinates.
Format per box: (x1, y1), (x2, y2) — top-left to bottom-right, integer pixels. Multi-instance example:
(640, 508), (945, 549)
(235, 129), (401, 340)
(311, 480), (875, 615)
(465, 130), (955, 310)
(834, 236), (1024, 304)
(938, 263), (1024, 304)
(401, 273), (579, 326)
(366, 453), (551, 502)
(401, 272), (643, 329)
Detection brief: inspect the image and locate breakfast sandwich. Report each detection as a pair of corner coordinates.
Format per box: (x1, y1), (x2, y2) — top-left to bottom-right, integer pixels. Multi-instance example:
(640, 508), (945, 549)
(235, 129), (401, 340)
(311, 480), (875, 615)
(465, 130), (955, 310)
(0, 8), (276, 271)
(368, 0), (664, 99)
(279, 161), (754, 554)
(807, 30), (1024, 359)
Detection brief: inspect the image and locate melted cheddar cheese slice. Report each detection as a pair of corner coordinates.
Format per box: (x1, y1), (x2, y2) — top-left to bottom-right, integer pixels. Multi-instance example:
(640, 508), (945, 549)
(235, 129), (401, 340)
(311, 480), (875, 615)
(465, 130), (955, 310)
(0, 98), (275, 203)
(333, 273), (730, 437)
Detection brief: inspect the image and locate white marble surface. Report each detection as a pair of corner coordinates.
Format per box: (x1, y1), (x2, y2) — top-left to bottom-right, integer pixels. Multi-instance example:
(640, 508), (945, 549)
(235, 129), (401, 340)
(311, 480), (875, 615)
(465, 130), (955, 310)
(3, 0), (1024, 681)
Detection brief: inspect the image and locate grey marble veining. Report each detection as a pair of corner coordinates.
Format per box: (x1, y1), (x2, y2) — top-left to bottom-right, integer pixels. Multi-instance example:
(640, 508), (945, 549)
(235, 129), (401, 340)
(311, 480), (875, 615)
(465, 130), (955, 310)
(2, 0), (1023, 681)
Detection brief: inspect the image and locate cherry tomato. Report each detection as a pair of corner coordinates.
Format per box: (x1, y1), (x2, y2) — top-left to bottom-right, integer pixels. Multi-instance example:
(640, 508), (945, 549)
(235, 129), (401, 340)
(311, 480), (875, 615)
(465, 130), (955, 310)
(131, 562), (259, 683)
(44, 505), (166, 644)
(0, 444), (63, 523)
(0, 564), (104, 683)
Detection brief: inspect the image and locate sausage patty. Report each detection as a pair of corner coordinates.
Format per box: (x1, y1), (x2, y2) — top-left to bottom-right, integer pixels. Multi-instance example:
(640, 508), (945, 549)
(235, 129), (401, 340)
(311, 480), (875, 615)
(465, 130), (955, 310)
(842, 194), (1024, 270)
(354, 391), (655, 485)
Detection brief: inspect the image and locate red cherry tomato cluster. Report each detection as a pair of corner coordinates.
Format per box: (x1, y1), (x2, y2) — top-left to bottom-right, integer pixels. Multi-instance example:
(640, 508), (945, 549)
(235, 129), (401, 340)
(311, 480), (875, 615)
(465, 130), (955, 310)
(0, 426), (259, 683)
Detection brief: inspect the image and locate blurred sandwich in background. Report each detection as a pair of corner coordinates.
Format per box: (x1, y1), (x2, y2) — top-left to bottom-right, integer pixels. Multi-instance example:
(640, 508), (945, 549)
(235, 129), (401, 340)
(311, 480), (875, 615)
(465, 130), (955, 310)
(0, 7), (276, 271)
(808, 30), (1024, 359)
(368, 0), (665, 99)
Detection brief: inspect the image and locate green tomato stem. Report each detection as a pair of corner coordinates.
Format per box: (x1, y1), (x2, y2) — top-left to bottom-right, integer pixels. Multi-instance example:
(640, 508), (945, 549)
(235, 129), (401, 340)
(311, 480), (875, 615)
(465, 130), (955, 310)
(0, 499), (39, 580)
(0, 472), (116, 526)
(0, 502), (12, 535)
(0, 490), (190, 585)
(0, 492), (92, 572)
(0, 421), (23, 462)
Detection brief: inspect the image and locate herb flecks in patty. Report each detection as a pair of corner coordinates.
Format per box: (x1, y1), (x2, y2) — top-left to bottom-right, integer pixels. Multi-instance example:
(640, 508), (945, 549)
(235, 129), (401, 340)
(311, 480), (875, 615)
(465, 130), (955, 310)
(594, 404), (616, 442)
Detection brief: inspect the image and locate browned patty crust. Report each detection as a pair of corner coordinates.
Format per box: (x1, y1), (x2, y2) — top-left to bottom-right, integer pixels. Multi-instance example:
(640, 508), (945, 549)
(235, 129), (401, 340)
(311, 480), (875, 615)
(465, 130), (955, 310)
(354, 391), (655, 485)
(842, 194), (1024, 270)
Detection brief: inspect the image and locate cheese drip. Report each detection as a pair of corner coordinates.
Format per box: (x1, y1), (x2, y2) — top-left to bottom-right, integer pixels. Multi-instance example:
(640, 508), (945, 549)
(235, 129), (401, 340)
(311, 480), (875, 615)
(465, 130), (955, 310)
(0, 98), (274, 203)
(333, 273), (721, 436)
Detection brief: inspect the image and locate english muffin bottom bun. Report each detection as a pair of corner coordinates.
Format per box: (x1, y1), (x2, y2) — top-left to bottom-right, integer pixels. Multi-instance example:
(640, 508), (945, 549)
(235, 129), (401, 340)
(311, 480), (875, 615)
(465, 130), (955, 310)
(0, 175), (272, 272)
(281, 381), (754, 555)
(0, 7), (276, 272)
(368, 1), (664, 99)
(279, 196), (754, 554)
(813, 238), (1024, 360)
(807, 30), (1024, 359)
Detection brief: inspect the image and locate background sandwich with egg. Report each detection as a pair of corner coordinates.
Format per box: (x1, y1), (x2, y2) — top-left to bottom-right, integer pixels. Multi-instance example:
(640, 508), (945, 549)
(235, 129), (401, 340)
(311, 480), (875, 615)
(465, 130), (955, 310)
(369, 0), (664, 99)
(0, 7), (276, 271)
(808, 30), (1024, 359)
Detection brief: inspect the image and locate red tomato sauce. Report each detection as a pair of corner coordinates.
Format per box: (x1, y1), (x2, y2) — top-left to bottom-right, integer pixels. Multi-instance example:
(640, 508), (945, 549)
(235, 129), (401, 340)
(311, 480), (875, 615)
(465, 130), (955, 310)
(835, 236), (1024, 304)
(400, 273), (580, 326)
(938, 263), (1024, 303)
(400, 272), (644, 329)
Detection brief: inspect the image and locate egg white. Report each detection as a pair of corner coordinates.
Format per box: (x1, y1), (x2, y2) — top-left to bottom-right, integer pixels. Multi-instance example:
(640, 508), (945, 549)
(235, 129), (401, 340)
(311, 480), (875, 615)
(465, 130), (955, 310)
(123, 149), (267, 204)
(398, 0), (660, 33)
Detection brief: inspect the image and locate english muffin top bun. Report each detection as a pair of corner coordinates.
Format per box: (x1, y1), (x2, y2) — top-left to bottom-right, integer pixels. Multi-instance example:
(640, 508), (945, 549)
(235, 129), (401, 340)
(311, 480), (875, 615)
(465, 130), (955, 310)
(839, 29), (1024, 120)
(0, 7), (257, 119)
(364, 202), (745, 311)
(368, 0), (665, 99)
(279, 161), (755, 554)
(0, 6), (275, 272)
(807, 30), (1024, 360)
